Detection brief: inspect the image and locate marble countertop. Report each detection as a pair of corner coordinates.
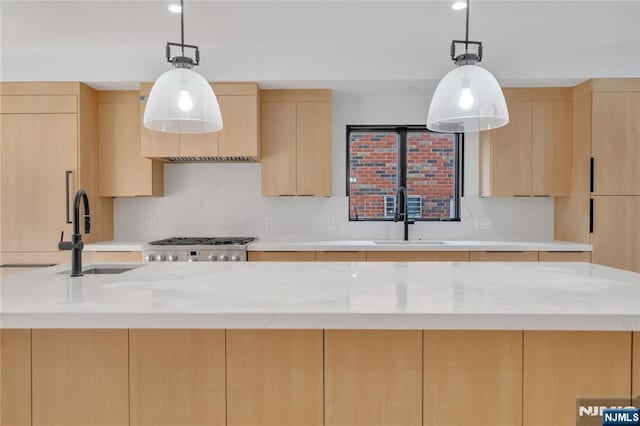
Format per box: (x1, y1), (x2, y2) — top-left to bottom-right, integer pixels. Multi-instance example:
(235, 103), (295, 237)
(1, 261), (637, 330)
(85, 240), (593, 252)
(247, 240), (593, 252)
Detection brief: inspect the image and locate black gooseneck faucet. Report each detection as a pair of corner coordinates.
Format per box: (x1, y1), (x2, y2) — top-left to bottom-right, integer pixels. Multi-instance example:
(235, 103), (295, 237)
(59, 190), (91, 277)
(394, 186), (414, 241)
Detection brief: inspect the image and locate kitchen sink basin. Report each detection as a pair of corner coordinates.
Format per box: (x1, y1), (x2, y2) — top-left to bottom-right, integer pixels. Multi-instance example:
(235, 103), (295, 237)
(57, 266), (141, 275)
(374, 240), (450, 245)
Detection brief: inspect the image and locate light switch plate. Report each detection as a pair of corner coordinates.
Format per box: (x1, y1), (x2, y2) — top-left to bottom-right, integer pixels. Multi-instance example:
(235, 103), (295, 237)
(475, 217), (493, 230)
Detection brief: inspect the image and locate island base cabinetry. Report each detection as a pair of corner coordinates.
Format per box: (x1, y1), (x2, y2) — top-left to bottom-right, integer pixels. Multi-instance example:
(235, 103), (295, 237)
(1, 329), (635, 426)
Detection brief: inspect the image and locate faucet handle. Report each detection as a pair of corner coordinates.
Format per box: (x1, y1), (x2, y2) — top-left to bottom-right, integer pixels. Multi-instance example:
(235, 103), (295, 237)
(59, 230), (64, 242)
(84, 214), (91, 234)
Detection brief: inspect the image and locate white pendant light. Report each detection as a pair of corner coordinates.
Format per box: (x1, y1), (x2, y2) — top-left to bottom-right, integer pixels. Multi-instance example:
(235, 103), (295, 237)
(143, 0), (222, 134)
(427, 0), (508, 133)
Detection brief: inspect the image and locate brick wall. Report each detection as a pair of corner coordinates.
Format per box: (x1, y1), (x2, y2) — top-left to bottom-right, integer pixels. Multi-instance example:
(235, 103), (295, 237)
(349, 131), (455, 220)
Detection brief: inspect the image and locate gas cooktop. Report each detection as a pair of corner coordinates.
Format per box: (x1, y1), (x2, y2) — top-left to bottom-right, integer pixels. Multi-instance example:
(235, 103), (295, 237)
(148, 237), (256, 246)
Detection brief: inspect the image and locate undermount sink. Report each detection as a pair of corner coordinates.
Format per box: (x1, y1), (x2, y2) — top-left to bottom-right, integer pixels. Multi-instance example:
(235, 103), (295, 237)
(374, 240), (450, 245)
(57, 266), (141, 275)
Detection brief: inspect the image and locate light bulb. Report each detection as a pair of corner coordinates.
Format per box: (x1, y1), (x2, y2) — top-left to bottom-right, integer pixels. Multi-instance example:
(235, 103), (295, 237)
(458, 88), (474, 110)
(168, 4), (182, 13)
(178, 89), (193, 112)
(451, 1), (467, 10)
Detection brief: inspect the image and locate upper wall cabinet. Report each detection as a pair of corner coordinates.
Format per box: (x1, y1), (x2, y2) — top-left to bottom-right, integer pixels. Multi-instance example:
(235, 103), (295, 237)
(139, 83), (260, 161)
(261, 90), (332, 196)
(97, 91), (163, 197)
(480, 88), (572, 197)
(0, 83), (113, 261)
(591, 91), (640, 195)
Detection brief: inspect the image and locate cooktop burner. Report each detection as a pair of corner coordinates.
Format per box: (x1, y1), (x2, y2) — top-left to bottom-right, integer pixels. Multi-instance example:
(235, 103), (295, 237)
(148, 237), (256, 246)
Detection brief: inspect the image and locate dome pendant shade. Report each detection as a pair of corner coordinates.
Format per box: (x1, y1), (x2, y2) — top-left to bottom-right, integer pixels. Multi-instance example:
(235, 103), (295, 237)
(143, 67), (223, 134)
(426, 65), (508, 133)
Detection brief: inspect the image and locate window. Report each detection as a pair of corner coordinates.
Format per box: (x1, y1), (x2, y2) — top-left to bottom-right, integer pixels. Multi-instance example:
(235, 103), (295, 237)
(347, 125), (463, 221)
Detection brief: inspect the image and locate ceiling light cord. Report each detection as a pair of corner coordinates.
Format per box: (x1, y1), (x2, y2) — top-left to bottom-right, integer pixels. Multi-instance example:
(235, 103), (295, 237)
(465, 0), (470, 53)
(180, 0), (185, 56)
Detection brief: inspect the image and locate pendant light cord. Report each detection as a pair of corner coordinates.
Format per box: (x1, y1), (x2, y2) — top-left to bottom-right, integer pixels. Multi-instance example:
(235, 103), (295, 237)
(180, 0), (185, 56)
(465, 0), (470, 53)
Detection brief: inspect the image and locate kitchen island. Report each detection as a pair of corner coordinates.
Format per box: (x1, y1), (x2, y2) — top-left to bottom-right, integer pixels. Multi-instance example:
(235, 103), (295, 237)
(1, 261), (639, 426)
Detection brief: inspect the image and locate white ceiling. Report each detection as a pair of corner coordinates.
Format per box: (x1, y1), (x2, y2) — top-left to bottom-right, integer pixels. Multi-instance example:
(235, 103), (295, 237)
(1, 1), (639, 94)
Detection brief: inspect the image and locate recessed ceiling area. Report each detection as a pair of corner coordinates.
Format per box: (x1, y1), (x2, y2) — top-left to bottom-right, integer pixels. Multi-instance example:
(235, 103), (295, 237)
(1, 0), (638, 94)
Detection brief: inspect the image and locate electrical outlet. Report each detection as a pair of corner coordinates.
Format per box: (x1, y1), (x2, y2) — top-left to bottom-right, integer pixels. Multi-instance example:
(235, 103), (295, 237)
(475, 217), (493, 230)
(264, 218), (273, 230)
(150, 217), (158, 231)
(327, 218), (336, 230)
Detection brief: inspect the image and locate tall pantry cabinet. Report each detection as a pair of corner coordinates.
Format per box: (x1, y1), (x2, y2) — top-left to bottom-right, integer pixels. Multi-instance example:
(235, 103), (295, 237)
(0, 83), (113, 265)
(555, 79), (640, 272)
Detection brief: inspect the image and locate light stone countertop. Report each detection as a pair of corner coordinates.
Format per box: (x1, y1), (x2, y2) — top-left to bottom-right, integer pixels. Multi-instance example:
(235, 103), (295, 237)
(84, 240), (593, 252)
(1, 261), (636, 330)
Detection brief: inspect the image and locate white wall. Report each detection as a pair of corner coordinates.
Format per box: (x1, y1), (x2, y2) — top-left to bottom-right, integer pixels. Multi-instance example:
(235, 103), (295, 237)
(114, 91), (554, 242)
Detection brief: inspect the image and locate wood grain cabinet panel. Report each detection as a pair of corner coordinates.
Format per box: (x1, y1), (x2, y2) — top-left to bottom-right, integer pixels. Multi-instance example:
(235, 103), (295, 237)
(531, 101), (572, 196)
(538, 251), (591, 262)
(83, 251), (143, 263)
(296, 101), (332, 196)
(592, 92), (640, 195)
(32, 329), (129, 426)
(366, 251), (469, 262)
(633, 332), (639, 398)
(315, 251), (366, 261)
(98, 91), (163, 197)
(248, 251), (316, 261)
(325, 330), (422, 426)
(227, 330), (323, 426)
(523, 331), (632, 426)
(0, 329), (31, 426)
(129, 330), (226, 426)
(138, 91), (180, 158)
(261, 101), (297, 195)
(469, 251), (539, 262)
(591, 196), (640, 272)
(423, 331), (522, 426)
(218, 95), (260, 158)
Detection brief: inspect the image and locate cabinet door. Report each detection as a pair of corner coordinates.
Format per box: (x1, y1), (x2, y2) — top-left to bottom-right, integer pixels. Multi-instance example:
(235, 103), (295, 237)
(366, 251), (469, 262)
(488, 101), (532, 196)
(248, 251), (315, 261)
(129, 330), (226, 426)
(218, 95), (259, 158)
(0, 330), (31, 426)
(227, 330), (323, 426)
(592, 196), (640, 272)
(523, 331), (631, 426)
(316, 251), (366, 261)
(532, 101), (572, 196)
(592, 92), (640, 195)
(296, 101), (332, 196)
(634, 332), (639, 398)
(538, 251), (591, 262)
(469, 251), (539, 261)
(139, 94), (180, 158)
(1, 114), (76, 252)
(32, 329), (129, 426)
(424, 331), (522, 426)
(179, 131), (218, 157)
(261, 102), (297, 195)
(98, 91), (163, 196)
(325, 330), (422, 426)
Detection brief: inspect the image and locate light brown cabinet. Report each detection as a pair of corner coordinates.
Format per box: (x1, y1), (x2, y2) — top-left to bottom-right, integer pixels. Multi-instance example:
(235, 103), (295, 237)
(480, 88), (572, 197)
(140, 83), (260, 161)
(423, 331), (523, 426)
(315, 251), (367, 261)
(0, 83), (113, 263)
(261, 90), (332, 196)
(32, 329), (129, 426)
(523, 331), (631, 426)
(555, 79), (640, 272)
(538, 251), (591, 262)
(227, 330), (323, 426)
(469, 251), (539, 261)
(97, 91), (163, 197)
(366, 250), (469, 261)
(591, 196), (640, 272)
(633, 332), (639, 398)
(248, 251), (316, 261)
(0, 329), (31, 426)
(324, 330), (423, 426)
(129, 329), (226, 426)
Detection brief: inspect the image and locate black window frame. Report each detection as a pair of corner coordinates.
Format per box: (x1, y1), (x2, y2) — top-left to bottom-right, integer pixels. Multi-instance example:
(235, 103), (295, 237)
(346, 125), (464, 222)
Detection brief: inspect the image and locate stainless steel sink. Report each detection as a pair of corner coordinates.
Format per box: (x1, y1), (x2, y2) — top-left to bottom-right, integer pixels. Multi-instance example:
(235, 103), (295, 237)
(374, 240), (450, 245)
(57, 266), (141, 275)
